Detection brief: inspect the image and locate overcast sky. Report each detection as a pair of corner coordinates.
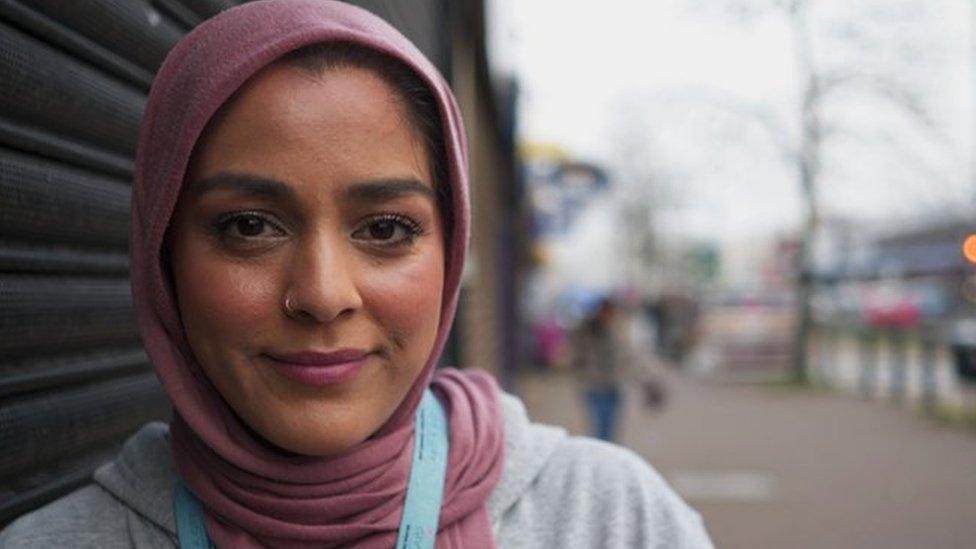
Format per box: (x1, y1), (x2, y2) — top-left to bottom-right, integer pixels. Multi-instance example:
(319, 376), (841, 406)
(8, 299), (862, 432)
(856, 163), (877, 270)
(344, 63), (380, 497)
(490, 0), (973, 243)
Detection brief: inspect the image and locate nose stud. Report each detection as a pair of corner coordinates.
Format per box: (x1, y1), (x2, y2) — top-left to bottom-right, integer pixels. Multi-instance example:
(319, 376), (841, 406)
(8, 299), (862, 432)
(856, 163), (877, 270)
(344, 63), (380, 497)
(284, 296), (298, 316)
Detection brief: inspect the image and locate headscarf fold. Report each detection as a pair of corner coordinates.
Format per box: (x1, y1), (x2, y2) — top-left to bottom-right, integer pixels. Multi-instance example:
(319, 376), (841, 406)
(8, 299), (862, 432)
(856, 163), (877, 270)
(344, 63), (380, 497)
(129, 1), (504, 546)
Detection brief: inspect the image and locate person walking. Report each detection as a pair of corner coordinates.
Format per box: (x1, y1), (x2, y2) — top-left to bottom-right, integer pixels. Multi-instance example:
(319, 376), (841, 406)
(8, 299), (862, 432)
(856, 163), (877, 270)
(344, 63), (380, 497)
(574, 297), (626, 441)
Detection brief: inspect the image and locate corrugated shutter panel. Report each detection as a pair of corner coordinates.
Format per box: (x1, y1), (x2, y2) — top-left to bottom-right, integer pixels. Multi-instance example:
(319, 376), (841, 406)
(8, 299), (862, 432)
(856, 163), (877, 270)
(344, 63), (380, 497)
(0, 0), (246, 527)
(346, 0), (449, 73)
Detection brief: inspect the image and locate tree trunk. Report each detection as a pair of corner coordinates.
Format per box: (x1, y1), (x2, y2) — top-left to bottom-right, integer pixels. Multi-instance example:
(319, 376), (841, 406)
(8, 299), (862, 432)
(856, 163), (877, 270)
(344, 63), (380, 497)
(790, 0), (819, 383)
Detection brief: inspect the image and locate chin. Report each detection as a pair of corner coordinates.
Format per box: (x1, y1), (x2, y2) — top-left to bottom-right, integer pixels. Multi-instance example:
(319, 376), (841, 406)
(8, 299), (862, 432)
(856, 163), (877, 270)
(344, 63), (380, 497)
(278, 433), (367, 457)
(249, 412), (377, 457)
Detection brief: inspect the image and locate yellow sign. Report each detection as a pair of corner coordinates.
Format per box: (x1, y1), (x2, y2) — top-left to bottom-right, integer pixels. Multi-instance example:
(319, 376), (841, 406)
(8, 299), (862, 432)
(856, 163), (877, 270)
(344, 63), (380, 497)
(519, 141), (568, 161)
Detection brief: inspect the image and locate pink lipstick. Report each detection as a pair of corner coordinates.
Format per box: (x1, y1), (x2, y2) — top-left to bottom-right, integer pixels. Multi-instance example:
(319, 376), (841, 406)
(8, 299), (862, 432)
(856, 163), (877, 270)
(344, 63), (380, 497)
(263, 349), (368, 386)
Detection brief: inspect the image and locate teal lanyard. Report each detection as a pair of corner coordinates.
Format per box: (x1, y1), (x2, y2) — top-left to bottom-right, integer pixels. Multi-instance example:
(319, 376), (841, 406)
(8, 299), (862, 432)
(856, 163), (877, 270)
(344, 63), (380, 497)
(173, 481), (214, 549)
(174, 389), (449, 549)
(395, 389), (449, 548)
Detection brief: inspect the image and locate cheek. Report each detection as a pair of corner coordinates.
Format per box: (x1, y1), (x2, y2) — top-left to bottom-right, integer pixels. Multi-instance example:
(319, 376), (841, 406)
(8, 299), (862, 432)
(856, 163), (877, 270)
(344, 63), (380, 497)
(173, 246), (278, 354)
(361, 252), (444, 354)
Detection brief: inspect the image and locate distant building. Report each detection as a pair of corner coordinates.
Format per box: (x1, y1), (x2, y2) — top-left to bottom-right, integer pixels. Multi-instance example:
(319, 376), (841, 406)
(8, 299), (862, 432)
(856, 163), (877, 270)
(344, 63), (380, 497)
(811, 217), (975, 328)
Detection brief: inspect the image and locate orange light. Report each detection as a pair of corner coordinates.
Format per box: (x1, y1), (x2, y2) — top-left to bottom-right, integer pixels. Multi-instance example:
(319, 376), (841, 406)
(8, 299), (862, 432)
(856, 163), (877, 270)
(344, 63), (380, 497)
(964, 234), (976, 264)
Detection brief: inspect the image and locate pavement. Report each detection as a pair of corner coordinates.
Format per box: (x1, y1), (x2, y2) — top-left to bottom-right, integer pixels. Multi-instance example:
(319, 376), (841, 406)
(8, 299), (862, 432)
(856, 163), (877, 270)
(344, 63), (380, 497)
(514, 364), (976, 549)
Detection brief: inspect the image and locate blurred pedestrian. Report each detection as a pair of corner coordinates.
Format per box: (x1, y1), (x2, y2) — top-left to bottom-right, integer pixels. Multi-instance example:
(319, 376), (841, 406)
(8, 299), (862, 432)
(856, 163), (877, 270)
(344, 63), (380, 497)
(574, 297), (626, 441)
(574, 295), (670, 441)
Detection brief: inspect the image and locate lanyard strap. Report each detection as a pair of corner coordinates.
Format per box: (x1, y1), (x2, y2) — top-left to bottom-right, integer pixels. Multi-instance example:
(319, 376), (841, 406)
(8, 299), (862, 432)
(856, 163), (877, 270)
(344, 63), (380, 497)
(174, 388), (449, 549)
(395, 389), (449, 548)
(173, 480), (214, 549)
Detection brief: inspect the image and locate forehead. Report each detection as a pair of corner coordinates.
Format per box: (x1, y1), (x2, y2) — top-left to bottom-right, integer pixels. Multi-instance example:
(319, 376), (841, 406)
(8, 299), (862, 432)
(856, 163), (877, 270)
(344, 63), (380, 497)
(187, 63), (430, 190)
(224, 62), (405, 132)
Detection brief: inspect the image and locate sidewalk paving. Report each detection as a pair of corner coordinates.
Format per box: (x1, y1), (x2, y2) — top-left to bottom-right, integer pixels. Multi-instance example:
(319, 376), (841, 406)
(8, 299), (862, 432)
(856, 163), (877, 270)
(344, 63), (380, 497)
(514, 366), (976, 549)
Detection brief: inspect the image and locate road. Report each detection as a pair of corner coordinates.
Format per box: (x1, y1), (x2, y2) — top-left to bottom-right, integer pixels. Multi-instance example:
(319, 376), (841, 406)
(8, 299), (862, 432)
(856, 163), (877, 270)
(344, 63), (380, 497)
(515, 366), (976, 549)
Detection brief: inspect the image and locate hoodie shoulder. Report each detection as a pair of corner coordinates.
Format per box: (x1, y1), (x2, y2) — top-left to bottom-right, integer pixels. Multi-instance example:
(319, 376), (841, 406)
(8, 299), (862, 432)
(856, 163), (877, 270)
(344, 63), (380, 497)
(486, 392), (567, 525)
(489, 393), (713, 548)
(531, 436), (713, 547)
(0, 484), (131, 548)
(92, 421), (178, 537)
(0, 421), (179, 549)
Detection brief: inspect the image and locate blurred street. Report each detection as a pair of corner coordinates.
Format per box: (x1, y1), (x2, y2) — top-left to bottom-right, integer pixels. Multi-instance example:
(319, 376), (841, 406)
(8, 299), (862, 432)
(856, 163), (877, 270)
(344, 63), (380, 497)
(506, 4), (976, 544)
(516, 365), (976, 549)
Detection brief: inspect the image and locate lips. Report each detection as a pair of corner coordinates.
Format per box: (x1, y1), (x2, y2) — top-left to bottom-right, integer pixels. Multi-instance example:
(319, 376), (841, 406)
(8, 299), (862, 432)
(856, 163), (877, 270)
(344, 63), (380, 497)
(269, 349), (367, 366)
(263, 348), (369, 386)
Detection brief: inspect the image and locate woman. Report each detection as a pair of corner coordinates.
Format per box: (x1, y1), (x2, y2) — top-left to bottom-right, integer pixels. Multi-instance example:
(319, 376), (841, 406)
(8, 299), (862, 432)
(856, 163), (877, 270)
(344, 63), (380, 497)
(0, 1), (712, 547)
(574, 297), (626, 442)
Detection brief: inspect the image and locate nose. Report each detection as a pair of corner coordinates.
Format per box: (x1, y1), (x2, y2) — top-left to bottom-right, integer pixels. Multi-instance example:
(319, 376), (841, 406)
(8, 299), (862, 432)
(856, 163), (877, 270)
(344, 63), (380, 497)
(282, 236), (363, 323)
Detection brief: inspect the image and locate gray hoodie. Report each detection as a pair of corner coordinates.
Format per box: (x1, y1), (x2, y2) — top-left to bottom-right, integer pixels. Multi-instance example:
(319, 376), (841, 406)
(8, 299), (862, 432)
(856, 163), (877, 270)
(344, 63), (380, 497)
(0, 394), (713, 548)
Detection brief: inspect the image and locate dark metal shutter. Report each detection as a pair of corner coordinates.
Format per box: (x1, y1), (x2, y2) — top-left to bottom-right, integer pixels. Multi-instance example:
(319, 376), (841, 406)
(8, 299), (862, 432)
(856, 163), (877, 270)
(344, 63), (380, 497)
(0, 0), (246, 526)
(345, 0), (450, 74)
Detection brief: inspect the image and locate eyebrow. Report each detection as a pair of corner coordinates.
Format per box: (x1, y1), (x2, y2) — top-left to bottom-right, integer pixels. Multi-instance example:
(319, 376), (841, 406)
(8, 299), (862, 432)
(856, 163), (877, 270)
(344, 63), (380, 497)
(191, 172), (435, 203)
(191, 172), (296, 200)
(343, 179), (436, 202)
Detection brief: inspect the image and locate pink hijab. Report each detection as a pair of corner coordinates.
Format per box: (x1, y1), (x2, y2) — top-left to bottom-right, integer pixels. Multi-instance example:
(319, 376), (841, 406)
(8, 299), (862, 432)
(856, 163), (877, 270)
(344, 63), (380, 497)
(129, 1), (505, 546)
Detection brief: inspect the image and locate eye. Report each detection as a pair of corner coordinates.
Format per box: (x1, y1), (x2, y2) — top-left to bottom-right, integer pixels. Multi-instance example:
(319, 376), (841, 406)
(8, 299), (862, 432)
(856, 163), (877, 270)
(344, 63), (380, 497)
(234, 216), (266, 237)
(352, 214), (423, 247)
(213, 212), (287, 242)
(367, 219), (397, 240)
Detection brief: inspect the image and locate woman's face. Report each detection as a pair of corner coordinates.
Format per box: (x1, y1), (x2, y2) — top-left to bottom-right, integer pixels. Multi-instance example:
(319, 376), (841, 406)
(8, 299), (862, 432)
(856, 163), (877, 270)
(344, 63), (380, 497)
(168, 63), (445, 456)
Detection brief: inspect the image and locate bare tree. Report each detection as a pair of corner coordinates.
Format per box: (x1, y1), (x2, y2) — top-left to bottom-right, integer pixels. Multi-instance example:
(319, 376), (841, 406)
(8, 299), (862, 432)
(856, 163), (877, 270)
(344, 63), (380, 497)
(607, 98), (687, 297)
(791, 0), (819, 383)
(688, 0), (948, 382)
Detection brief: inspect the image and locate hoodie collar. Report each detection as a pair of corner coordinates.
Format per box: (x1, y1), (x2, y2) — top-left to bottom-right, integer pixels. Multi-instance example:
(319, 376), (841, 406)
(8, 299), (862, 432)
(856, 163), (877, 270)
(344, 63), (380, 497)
(92, 394), (566, 536)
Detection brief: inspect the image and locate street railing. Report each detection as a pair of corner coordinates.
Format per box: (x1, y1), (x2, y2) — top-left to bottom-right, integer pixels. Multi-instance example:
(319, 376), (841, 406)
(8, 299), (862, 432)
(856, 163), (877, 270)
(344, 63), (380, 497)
(809, 321), (971, 419)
